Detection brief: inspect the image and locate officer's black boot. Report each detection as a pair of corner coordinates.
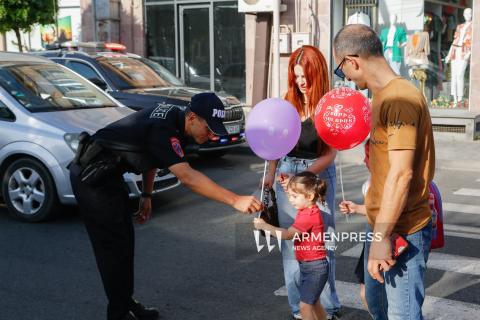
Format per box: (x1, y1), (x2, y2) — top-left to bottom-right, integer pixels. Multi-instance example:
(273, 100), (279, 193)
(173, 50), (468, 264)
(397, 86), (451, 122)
(120, 311), (138, 320)
(130, 299), (160, 319)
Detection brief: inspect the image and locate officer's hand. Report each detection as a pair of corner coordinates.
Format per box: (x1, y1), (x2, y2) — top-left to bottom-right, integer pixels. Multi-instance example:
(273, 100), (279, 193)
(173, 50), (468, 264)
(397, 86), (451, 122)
(233, 195), (262, 214)
(134, 197), (152, 224)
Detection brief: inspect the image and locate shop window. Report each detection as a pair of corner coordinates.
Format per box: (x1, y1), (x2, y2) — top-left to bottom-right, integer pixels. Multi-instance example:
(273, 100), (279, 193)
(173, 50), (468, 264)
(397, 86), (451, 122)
(146, 5), (176, 75)
(378, 0), (473, 109)
(214, 1), (246, 102)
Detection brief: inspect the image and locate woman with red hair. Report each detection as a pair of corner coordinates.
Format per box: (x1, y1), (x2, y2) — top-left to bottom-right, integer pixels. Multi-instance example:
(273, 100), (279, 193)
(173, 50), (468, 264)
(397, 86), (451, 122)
(265, 45), (341, 320)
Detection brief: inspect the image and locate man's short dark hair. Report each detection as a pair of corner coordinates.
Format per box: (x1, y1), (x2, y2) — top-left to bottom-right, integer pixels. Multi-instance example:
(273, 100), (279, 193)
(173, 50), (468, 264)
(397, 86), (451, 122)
(333, 24), (383, 59)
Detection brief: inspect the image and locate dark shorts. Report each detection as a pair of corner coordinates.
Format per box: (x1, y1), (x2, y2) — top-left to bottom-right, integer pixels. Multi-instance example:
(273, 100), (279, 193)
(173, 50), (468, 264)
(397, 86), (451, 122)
(354, 243), (365, 284)
(299, 259), (329, 305)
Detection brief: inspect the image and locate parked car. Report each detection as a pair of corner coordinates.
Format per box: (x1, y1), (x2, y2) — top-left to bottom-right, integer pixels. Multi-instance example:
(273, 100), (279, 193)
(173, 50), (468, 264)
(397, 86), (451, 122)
(0, 52), (180, 222)
(36, 44), (246, 157)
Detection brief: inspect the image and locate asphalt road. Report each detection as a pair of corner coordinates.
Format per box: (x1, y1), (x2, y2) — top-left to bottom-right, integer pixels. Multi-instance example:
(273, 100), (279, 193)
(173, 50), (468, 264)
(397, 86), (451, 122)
(0, 146), (479, 320)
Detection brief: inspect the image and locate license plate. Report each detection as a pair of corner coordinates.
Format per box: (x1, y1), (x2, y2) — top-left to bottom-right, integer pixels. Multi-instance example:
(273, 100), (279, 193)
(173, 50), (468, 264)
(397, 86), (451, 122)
(225, 123), (240, 135)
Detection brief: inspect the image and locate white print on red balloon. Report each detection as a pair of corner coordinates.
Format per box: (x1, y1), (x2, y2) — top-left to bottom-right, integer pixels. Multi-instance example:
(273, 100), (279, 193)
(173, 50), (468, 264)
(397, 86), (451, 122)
(323, 104), (356, 135)
(328, 87), (357, 99)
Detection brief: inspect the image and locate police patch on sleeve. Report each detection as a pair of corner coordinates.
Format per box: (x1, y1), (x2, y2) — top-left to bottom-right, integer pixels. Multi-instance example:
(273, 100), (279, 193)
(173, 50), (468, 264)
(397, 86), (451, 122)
(170, 137), (184, 158)
(150, 103), (173, 119)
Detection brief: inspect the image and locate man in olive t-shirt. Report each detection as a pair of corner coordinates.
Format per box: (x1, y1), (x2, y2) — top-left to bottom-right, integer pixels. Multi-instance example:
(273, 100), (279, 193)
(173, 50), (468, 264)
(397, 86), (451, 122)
(367, 77), (435, 235)
(333, 25), (435, 320)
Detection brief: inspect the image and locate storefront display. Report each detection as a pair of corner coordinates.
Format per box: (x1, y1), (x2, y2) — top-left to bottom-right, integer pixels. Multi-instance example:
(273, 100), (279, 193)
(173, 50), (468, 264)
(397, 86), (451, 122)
(380, 14), (407, 75)
(445, 8), (472, 107)
(377, 0), (473, 109)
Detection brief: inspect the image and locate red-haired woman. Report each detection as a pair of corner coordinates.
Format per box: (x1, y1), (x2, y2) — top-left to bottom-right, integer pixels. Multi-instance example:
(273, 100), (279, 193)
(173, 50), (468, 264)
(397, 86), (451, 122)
(264, 45), (341, 320)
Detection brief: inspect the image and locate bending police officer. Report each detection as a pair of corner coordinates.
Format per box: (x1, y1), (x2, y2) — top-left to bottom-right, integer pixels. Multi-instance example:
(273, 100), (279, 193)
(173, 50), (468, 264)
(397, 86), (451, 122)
(69, 93), (261, 320)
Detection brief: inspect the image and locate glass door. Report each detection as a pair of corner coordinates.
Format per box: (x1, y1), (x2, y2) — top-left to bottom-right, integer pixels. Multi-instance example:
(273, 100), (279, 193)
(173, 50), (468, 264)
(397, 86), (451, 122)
(179, 4), (215, 91)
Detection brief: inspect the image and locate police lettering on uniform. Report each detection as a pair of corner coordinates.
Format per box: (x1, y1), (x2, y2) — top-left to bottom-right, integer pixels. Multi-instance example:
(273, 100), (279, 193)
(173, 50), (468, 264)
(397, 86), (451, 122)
(69, 93), (261, 320)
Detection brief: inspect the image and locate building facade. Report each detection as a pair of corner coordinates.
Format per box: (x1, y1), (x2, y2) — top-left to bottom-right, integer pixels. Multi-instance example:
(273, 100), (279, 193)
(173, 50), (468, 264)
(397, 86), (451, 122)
(1, 0), (478, 138)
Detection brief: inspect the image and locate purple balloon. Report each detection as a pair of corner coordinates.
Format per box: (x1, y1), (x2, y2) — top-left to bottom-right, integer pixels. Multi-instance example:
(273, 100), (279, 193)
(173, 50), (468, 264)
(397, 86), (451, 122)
(246, 98), (301, 160)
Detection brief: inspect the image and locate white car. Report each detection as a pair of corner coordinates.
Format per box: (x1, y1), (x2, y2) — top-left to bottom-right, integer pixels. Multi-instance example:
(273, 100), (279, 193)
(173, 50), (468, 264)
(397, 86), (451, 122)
(0, 52), (180, 222)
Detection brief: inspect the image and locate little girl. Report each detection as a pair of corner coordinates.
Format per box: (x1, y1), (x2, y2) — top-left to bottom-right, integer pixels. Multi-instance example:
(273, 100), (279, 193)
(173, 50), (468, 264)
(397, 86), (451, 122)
(254, 171), (328, 320)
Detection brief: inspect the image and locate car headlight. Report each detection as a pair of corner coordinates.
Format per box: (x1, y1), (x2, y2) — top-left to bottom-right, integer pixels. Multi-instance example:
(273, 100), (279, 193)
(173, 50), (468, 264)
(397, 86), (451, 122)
(64, 133), (80, 152)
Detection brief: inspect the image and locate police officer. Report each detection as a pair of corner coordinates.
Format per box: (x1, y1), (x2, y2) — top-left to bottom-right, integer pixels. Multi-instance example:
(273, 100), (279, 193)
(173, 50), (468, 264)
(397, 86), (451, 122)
(69, 93), (261, 320)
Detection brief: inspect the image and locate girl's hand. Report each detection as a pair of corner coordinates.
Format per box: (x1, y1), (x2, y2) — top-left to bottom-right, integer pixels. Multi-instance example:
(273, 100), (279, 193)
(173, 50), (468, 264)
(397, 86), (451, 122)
(277, 173), (291, 191)
(339, 200), (357, 215)
(253, 217), (267, 230)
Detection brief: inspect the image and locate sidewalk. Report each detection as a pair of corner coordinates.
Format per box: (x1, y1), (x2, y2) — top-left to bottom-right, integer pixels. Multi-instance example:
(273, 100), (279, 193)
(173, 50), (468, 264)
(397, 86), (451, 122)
(338, 133), (480, 172)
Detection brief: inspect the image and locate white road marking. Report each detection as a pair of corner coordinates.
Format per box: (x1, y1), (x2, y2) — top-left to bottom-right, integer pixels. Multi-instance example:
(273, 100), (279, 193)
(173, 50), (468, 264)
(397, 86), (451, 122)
(443, 202), (480, 215)
(341, 244), (480, 276)
(453, 188), (480, 197)
(274, 281), (480, 319)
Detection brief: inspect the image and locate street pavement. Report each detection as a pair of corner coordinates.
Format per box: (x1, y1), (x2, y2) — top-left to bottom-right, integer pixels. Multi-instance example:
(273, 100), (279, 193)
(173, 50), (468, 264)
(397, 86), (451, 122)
(0, 135), (479, 319)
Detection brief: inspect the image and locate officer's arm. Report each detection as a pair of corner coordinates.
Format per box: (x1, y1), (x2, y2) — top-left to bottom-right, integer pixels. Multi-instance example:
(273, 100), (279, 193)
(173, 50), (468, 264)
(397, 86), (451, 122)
(142, 169), (156, 195)
(168, 162), (261, 213)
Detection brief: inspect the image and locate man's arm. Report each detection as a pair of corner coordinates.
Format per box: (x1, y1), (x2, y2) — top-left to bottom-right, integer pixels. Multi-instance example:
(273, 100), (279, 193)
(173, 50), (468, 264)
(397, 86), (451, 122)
(368, 149), (414, 283)
(134, 169), (157, 223)
(373, 149), (414, 238)
(169, 162), (262, 213)
(142, 169), (156, 195)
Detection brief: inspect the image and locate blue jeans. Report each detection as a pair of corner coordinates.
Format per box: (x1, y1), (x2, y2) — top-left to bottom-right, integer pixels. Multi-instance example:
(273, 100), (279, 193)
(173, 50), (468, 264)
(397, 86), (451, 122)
(275, 156), (341, 316)
(364, 222), (432, 320)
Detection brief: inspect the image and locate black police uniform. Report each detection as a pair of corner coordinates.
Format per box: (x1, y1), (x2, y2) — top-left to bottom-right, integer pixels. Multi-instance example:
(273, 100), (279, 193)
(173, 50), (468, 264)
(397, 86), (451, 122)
(70, 105), (187, 320)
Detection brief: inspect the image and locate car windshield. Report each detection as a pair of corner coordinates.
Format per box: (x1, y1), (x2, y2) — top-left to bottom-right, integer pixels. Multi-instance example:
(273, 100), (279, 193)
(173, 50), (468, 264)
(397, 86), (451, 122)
(96, 56), (182, 90)
(0, 62), (117, 112)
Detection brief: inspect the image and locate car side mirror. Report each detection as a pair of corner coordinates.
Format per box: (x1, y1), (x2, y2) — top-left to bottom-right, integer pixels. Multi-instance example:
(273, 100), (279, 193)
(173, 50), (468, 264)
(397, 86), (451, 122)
(89, 78), (108, 91)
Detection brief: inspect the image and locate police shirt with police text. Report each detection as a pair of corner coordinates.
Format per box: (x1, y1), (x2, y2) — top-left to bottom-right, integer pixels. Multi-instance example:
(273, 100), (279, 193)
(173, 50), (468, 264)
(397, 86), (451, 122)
(93, 105), (188, 170)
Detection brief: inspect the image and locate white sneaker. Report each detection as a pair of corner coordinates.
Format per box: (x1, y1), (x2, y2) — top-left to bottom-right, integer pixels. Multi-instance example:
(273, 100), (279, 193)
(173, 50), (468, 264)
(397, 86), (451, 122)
(292, 313), (303, 319)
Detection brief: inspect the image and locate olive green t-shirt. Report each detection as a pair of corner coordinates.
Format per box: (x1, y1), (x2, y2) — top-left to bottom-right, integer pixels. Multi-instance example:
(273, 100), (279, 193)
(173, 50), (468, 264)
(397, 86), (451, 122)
(365, 78), (435, 234)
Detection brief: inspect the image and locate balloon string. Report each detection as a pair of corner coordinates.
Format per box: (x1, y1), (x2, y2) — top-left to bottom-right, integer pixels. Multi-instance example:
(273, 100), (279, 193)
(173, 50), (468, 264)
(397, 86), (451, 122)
(338, 151), (348, 222)
(258, 160), (268, 218)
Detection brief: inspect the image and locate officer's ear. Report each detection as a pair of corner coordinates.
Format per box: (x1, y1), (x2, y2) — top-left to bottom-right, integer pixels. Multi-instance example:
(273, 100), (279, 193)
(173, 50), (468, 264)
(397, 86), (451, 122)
(186, 111), (198, 122)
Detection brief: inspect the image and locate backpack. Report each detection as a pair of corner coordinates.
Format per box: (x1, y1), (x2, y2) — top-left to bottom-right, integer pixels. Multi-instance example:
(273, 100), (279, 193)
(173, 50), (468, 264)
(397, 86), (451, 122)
(429, 181), (444, 250)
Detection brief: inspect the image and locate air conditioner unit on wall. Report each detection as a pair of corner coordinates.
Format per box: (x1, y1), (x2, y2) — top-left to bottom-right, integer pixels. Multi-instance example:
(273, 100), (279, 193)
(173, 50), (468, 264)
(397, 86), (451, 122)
(238, 0), (274, 13)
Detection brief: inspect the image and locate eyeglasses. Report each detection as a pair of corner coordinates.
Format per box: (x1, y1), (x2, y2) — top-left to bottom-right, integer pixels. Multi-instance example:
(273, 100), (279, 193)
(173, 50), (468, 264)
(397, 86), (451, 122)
(334, 54), (359, 80)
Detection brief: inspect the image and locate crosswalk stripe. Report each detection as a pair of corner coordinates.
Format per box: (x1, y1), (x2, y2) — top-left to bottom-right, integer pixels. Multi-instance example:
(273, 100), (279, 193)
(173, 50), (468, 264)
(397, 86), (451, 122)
(444, 223), (480, 234)
(334, 281), (480, 320)
(274, 281), (480, 319)
(453, 188), (480, 197)
(444, 231), (480, 240)
(341, 244), (480, 276)
(444, 224), (480, 240)
(443, 202), (480, 215)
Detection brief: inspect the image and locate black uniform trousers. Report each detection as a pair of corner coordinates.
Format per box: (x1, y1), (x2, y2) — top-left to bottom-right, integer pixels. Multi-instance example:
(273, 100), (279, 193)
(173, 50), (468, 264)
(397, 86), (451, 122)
(70, 164), (135, 320)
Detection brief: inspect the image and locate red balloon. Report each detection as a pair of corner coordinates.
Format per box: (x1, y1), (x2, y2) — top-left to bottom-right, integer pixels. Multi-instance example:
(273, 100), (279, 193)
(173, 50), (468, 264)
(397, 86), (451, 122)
(314, 87), (371, 151)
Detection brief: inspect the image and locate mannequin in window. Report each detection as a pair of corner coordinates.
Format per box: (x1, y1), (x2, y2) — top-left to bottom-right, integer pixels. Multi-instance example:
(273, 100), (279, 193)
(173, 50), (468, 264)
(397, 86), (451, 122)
(405, 28), (430, 97)
(445, 8), (472, 107)
(380, 14), (407, 75)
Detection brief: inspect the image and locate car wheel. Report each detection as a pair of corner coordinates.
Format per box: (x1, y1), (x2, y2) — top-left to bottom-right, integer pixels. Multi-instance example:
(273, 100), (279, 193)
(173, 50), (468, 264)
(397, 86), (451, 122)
(2, 158), (60, 222)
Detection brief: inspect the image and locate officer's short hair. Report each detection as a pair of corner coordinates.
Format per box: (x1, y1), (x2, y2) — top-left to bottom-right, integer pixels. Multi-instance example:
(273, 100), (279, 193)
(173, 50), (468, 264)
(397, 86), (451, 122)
(184, 105), (193, 116)
(333, 24), (383, 59)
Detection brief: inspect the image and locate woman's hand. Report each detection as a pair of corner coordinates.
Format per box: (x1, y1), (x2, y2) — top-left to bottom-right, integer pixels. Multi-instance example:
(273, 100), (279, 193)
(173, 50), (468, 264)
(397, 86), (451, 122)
(339, 200), (358, 215)
(277, 173), (291, 191)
